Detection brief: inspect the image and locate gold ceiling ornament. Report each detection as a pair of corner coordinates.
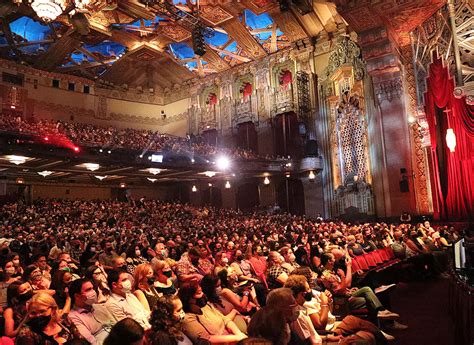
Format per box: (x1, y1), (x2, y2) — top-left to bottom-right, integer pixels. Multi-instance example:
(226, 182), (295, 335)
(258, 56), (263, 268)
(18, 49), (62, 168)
(29, 0), (67, 22)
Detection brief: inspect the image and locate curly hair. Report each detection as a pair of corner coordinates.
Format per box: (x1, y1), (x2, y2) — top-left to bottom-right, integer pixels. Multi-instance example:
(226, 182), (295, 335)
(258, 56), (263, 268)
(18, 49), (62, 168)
(148, 295), (184, 345)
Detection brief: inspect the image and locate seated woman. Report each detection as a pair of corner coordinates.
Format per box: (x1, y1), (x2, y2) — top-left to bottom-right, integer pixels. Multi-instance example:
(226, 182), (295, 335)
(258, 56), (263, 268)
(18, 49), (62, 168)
(151, 260), (177, 296)
(23, 265), (53, 292)
(50, 270), (72, 312)
(133, 263), (161, 312)
(85, 265), (110, 303)
(15, 292), (83, 344)
(266, 252), (290, 290)
(200, 274), (248, 333)
(148, 295), (193, 345)
(3, 281), (33, 338)
(216, 269), (258, 314)
(178, 285), (247, 344)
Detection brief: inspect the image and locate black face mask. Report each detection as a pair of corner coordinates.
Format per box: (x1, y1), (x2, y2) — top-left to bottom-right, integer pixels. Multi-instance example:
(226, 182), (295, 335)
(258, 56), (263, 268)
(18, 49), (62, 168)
(304, 292), (313, 302)
(190, 258), (199, 266)
(236, 255), (244, 261)
(147, 278), (155, 285)
(18, 290), (34, 302)
(195, 296), (207, 308)
(162, 270), (173, 278)
(27, 315), (51, 333)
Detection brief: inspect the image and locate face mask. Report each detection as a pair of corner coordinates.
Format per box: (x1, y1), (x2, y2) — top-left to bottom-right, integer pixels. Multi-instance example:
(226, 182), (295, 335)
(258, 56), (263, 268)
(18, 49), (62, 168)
(18, 290), (34, 302)
(160, 250), (168, 258)
(147, 278), (155, 285)
(120, 279), (132, 294)
(12, 259), (20, 267)
(304, 292), (313, 302)
(195, 296), (207, 308)
(5, 267), (15, 275)
(84, 290), (98, 306)
(289, 254), (296, 262)
(27, 315), (51, 333)
(190, 258), (199, 266)
(221, 257), (229, 264)
(177, 310), (186, 322)
(135, 250), (141, 257)
(162, 270), (172, 278)
(236, 255), (244, 261)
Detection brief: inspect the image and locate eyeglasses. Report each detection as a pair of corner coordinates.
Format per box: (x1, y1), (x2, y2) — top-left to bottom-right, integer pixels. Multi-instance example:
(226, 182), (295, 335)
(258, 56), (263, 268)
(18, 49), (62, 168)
(93, 271), (102, 275)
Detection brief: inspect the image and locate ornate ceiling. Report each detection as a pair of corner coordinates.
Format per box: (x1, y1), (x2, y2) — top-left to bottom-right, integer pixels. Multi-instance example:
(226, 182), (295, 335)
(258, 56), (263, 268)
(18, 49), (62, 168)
(0, 0), (344, 90)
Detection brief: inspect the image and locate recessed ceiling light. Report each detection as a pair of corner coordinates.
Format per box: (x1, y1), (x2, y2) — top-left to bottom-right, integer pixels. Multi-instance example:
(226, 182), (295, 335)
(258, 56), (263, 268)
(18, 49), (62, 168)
(147, 178), (157, 183)
(6, 155), (29, 165)
(37, 171), (53, 177)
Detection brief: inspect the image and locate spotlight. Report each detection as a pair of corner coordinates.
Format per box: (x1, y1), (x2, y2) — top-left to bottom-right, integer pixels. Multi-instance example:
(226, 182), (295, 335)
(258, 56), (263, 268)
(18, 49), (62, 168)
(139, 154), (143, 158)
(99, 149), (103, 153)
(120, 182), (126, 188)
(216, 156), (230, 170)
(74, 147), (80, 152)
(44, 137), (49, 141)
(107, 150), (111, 154)
(16, 178), (25, 184)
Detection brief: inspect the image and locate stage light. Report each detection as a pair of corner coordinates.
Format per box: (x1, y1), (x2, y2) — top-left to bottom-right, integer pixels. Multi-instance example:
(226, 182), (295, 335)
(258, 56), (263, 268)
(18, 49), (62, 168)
(264, 177), (270, 185)
(139, 154), (143, 158)
(7, 155), (28, 165)
(107, 150), (112, 154)
(216, 156), (230, 170)
(225, 181), (231, 189)
(99, 149), (103, 153)
(308, 171), (315, 180)
(192, 185), (198, 192)
(37, 170), (53, 177)
(192, 27), (206, 56)
(74, 147), (80, 152)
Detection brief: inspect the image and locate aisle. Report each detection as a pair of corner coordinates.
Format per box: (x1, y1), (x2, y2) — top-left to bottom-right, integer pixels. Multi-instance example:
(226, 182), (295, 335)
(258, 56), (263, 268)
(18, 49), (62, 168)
(388, 278), (455, 345)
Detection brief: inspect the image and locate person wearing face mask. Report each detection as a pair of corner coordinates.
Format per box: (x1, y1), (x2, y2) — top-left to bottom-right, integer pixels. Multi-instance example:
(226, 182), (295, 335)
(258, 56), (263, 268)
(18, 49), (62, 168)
(50, 270), (72, 313)
(69, 278), (114, 345)
(133, 264), (161, 312)
(23, 265), (54, 293)
(148, 295), (193, 345)
(178, 285), (247, 344)
(248, 288), (302, 345)
(10, 254), (24, 278)
(106, 269), (151, 330)
(125, 244), (147, 275)
(266, 252), (290, 290)
(280, 247), (301, 273)
(175, 248), (204, 287)
(4, 281), (34, 337)
(152, 260), (177, 296)
(85, 265), (110, 303)
(15, 292), (83, 345)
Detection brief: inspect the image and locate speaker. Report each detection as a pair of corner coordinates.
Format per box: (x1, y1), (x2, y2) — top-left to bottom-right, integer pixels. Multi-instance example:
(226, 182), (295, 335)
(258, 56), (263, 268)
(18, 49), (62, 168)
(192, 27), (206, 56)
(279, 0), (290, 11)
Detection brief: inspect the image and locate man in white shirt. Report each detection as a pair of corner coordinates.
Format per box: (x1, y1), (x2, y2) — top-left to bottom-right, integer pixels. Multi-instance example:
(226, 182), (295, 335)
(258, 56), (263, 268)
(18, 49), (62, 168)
(68, 278), (113, 345)
(106, 269), (151, 330)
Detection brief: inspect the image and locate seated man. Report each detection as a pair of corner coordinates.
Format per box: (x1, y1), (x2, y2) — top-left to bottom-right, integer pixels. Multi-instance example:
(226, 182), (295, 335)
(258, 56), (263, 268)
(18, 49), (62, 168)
(285, 275), (392, 344)
(106, 269), (150, 330)
(69, 278), (113, 345)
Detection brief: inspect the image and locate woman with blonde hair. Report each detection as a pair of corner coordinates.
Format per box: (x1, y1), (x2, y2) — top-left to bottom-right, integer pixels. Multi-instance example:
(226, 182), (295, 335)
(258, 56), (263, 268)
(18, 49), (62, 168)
(15, 292), (83, 344)
(133, 263), (161, 312)
(151, 260), (177, 297)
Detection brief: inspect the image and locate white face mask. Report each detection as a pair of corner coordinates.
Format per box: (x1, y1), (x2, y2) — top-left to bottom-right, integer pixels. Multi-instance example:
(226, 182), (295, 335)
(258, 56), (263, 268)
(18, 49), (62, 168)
(84, 290), (98, 306)
(135, 250), (141, 257)
(178, 310), (186, 322)
(221, 257), (229, 264)
(5, 267), (15, 275)
(120, 279), (132, 294)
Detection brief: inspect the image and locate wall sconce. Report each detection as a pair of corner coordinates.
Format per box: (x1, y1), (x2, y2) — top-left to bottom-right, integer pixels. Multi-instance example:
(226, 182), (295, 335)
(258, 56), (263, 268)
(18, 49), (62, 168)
(446, 128), (456, 153)
(225, 181), (231, 189)
(308, 171), (315, 181)
(264, 177), (270, 185)
(192, 185), (198, 192)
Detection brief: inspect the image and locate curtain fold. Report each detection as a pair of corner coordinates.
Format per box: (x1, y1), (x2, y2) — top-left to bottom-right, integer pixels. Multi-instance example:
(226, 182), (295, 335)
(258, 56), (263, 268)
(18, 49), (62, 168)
(424, 55), (474, 220)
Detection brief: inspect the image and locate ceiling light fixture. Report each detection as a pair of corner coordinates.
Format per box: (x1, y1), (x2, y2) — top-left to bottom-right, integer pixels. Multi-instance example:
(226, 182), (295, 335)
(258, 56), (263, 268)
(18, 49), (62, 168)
(225, 181), (231, 189)
(192, 185), (198, 192)
(37, 170), (53, 177)
(308, 171), (315, 180)
(7, 155), (29, 165)
(204, 171), (216, 178)
(264, 177), (270, 185)
(84, 163), (100, 171)
(120, 183), (126, 188)
(446, 128), (456, 153)
(94, 175), (107, 181)
(148, 168), (161, 175)
(147, 178), (157, 183)
(16, 178), (25, 184)
(29, 0), (66, 22)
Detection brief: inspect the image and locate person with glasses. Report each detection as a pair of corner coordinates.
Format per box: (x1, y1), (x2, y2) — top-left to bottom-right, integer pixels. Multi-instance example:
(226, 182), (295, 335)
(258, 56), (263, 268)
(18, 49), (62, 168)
(15, 292), (83, 345)
(85, 265), (110, 303)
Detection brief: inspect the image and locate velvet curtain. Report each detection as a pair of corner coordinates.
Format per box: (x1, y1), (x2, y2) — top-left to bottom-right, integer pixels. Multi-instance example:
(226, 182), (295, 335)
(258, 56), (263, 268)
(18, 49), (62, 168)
(424, 56), (474, 220)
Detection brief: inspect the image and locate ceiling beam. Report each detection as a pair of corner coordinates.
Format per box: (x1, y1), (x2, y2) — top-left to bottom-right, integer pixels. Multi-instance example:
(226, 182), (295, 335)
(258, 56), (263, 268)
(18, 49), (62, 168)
(34, 29), (82, 71)
(268, 7), (309, 42)
(220, 17), (267, 60)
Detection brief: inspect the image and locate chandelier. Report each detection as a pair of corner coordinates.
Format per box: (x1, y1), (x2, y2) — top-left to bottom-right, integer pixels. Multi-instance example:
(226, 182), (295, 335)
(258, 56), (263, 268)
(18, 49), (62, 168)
(29, 0), (67, 22)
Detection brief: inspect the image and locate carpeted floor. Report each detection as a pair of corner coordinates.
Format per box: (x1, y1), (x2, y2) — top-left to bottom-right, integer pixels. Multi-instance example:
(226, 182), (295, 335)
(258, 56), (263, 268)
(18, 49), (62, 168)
(386, 278), (455, 345)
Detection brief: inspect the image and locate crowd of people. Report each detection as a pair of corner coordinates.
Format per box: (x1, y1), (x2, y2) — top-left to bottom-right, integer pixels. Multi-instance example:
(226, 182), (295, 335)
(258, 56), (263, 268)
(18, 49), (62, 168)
(0, 115), (273, 160)
(0, 198), (459, 345)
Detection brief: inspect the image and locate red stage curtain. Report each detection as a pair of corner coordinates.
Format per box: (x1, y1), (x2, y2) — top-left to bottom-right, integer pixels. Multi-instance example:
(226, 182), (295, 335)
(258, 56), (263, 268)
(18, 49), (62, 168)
(424, 55), (474, 220)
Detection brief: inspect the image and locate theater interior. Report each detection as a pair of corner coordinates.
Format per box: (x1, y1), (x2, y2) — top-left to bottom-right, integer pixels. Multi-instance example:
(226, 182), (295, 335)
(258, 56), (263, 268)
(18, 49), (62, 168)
(0, 0), (473, 344)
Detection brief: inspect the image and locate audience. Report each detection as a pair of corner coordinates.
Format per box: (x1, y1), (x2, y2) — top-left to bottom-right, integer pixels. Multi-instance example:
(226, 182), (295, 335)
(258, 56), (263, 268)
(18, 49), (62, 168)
(0, 198), (460, 344)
